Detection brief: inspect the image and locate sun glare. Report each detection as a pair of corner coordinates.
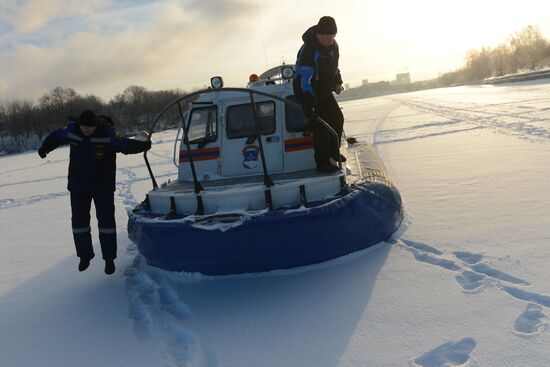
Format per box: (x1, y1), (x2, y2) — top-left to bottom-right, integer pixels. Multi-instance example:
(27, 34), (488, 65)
(333, 0), (550, 83)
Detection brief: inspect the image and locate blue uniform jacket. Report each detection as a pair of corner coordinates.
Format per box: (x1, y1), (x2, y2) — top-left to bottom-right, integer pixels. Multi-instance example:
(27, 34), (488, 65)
(293, 25), (343, 110)
(40, 121), (148, 193)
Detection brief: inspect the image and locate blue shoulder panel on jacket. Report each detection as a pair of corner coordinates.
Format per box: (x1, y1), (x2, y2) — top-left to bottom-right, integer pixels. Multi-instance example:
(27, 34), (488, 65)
(297, 66), (315, 95)
(54, 121), (77, 143)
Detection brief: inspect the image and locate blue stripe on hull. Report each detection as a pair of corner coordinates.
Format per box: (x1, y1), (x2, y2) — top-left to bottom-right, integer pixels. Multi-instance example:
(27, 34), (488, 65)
(128, 182), (403, 275)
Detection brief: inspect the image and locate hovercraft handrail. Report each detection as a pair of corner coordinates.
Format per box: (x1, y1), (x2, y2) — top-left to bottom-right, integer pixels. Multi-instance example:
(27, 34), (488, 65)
(249, 92), (274, 188)
(176, 102), (205, 214)
(143, 88), (341, 203)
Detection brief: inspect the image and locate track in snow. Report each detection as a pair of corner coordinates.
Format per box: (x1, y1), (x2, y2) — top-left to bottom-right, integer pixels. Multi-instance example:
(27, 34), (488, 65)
(398, 238), (549, 337)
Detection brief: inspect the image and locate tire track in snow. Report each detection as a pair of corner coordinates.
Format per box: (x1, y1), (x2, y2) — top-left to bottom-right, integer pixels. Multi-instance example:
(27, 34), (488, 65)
(1, 158), (67, 175)
(396, 98), (550, 141)
(0, 175), (66, 189)
(0, 169), (170, 213)
(374, 126), (484, 145)
(0, 192), (68, 211)
(342, 99), (399, 145)
(376, 119), (463, 135)
(374, 117), (484, 146)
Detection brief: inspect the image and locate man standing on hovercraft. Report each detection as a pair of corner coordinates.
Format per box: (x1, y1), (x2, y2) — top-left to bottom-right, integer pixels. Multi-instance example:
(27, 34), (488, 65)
(293, 16), (345, 173)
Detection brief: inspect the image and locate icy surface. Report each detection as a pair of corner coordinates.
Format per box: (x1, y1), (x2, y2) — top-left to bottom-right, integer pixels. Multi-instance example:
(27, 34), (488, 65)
(1, 81), (550, 366)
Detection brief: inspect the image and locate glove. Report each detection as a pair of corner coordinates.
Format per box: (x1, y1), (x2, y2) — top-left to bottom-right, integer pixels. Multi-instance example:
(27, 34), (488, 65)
(38, 147), (47, 159)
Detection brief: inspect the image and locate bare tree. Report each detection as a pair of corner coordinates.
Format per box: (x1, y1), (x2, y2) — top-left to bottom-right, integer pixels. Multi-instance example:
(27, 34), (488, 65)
(490, 45), (513, 77)
(38, 86), (81, 128)
(509, 25), (548, 70)
(465, 48), (492, 81)
(111, 86), (151, 129)
(0, 84), (190, 153)
(39, 87), (78, 111)
(0, 100), (40, 151)
(110, 86), (184, 131)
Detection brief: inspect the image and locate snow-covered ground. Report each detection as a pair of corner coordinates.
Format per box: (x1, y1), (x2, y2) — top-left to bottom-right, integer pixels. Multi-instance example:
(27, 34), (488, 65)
(1, 80), (550, 366)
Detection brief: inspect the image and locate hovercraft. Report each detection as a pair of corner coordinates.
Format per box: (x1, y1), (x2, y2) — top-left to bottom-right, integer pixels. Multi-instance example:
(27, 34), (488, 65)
(128, 65), (403, 275)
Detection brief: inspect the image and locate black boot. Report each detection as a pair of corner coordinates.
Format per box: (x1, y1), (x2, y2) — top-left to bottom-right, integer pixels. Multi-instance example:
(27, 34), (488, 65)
(316, 163), (340, 173)
(332, 154), (347, 163)
(104, 259), (116, 275)
(78, 254), (95, 272)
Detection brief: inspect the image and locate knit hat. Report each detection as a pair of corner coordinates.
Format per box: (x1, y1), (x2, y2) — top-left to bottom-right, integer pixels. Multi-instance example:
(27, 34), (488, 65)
(316, 16), (337, 35)
(78, 110), (98, 126)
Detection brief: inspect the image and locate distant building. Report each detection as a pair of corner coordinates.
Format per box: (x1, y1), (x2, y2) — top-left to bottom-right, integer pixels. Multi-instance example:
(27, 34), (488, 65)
(392, 73), (411, 85)
(345, 83), (350, 90)
(362, 79), (369, 86)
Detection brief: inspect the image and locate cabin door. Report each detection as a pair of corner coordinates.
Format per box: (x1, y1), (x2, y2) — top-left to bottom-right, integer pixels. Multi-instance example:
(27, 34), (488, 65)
(221, 100), (283, 176)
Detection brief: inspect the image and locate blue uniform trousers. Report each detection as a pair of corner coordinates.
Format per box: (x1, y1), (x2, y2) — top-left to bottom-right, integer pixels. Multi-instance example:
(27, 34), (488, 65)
(70, 191), (117, 260)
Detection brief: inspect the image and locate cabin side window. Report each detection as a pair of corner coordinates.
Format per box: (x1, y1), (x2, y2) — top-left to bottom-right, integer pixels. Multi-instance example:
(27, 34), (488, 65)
(226, 102), (275, 139)
(187, 106), (217, 144)
(284, 95), (309, 132)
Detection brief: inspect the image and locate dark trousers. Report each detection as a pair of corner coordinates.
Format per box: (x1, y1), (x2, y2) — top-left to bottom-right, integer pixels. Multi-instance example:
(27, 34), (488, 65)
(312, 94), (344, 165)
(70, 191), (117, 260)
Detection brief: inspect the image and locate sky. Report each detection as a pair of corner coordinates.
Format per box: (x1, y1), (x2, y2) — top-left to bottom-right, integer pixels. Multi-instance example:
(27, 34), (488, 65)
(1, 0), (550, 103)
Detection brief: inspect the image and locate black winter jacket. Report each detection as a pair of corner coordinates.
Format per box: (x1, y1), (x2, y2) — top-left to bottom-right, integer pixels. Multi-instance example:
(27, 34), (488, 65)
(293, 25), (343, 110)
(39, 121), (148, 193)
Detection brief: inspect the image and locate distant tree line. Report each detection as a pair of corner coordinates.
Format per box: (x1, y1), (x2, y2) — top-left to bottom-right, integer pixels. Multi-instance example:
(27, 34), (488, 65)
(0, 85), (186, 154)
(438, 25), (550, 85)
(338, 25), (550, 102)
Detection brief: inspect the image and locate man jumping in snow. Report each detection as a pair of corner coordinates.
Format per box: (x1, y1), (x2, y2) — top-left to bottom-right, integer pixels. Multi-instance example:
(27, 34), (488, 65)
(38, 110), (151, 274)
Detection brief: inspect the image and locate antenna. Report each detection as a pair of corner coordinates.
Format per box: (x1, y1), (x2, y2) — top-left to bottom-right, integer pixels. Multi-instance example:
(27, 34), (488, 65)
(255, 3), (269, 69)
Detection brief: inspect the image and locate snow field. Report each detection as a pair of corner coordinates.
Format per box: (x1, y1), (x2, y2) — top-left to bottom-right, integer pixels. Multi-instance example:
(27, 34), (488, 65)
(1, 81), (550, 366)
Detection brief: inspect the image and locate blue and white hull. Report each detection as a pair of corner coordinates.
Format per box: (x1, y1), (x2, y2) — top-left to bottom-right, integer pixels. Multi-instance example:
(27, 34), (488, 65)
(127, 73), (404, 275)
(128, 142), (403, 275)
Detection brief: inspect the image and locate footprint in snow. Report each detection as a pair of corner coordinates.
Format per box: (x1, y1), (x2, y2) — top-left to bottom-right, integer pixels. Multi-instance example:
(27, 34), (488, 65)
(501, 286), (550, 308)
(410, 250), (461, 271)
(412, 337), (477, 367)
(469, 263), (529, 286)
(400, 239), (550, 340)
(399, 240), (460, 271)
(452, 251), (482, 265)
(125, 256), (208, 367)
(455, 270), (487, 292)
(514, 303), (547, 336)
(400, 240), (530, 289)
(402, 240), (443, 255)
